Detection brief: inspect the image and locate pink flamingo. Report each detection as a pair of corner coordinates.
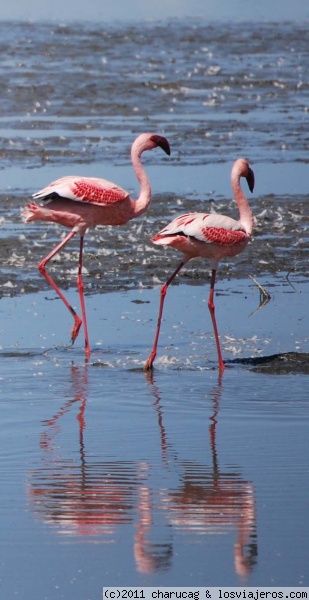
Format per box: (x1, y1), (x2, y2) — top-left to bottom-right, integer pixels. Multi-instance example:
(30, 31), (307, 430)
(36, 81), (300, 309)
(144, 158), (255, 372)
(22, 133), (170, 358)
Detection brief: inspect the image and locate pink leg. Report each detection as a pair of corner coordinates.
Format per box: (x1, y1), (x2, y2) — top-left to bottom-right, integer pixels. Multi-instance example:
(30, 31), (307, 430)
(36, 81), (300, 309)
(76, 236), (90, 359)
(208, 269), (225, 371)
(38, 229), (83, 348)
(144, 261), (184, 370)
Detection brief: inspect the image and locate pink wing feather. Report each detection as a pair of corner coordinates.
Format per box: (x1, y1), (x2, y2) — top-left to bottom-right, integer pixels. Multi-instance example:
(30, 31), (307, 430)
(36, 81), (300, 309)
(153, 213), (248, 246)
(33, 176), (128, 206)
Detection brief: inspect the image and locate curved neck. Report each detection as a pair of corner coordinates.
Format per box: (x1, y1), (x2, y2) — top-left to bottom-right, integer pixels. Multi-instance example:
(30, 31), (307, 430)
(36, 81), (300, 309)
(131, 144), (152, 218)
(231, 169), (253, 234)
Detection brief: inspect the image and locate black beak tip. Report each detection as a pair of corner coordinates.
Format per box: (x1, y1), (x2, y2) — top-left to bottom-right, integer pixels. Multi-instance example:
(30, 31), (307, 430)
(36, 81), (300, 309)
(160, 137), (171, 156)
(247, 168), (255, 193)
(151, 134), (171, 156)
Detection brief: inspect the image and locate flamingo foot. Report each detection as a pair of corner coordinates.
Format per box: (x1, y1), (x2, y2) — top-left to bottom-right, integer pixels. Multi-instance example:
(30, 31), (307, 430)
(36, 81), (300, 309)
(70, 316), (83, 345)
(21, 202), (49, 223)
(84, 343), (91, 361)
(218, 359), (225, 372)
(144, 353), (156, 371)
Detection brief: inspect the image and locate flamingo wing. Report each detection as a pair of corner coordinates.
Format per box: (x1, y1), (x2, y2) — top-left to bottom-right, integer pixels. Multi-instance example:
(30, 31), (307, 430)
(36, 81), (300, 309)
(153, 213), (248, 246)
(33, 176), (128, 206)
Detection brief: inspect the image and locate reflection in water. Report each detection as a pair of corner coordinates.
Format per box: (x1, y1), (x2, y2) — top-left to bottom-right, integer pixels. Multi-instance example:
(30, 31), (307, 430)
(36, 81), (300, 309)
(28, 365), (257, 577)
(165, 376), (257, 576)
(28, 364), (173, 572)
(39, 364), (88, 455)
(31, 365), (140, 536)
(147, 372), (258, 578)
(145, 370), (177, 468)
(134, 483), (173, 573)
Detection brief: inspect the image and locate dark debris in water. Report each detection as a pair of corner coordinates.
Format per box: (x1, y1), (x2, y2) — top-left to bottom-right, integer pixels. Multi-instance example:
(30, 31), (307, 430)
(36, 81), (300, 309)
(0, 192), (308, 299)
(230, 352), (309, 375)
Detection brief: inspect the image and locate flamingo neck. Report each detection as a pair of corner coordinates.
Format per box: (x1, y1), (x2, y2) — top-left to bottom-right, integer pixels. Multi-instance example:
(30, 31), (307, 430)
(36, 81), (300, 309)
(232, 170), (253, 234)
(131, 145), (152, 218)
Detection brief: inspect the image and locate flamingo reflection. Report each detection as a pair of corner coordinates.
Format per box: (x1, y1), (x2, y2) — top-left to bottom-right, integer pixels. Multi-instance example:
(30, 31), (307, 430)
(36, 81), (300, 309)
(39, 363), (87, 454)
(156, 375), (258, 578)
(28, 364), (172, 572)
(28, 365), (257, 577)
(31, 365), (139, 536)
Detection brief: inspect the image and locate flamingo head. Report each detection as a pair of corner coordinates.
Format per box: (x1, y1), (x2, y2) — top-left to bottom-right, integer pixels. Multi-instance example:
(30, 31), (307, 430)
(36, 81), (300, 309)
(234, 158), (255, 193)
(132, 133), (171, 157)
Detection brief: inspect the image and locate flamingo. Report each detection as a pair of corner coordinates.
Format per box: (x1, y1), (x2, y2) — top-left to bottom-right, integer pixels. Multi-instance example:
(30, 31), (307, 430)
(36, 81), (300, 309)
(22, 133), (170, 358)
(144, 158), (255, 372)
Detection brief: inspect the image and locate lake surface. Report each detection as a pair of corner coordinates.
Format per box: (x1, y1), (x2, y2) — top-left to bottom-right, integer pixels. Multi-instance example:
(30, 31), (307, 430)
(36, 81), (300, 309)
(0, 18), (308, 599)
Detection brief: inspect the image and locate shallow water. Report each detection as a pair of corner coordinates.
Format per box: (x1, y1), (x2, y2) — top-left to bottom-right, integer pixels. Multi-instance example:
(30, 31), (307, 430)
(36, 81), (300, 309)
(0, 17), (308, 599)
(1, 329), (309, 595)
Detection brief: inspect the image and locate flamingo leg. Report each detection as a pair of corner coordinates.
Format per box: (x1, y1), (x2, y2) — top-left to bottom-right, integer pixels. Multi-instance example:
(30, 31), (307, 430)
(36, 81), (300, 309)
(76, 235), (90, 359)
(144, 261), (185, 370)
(38, 229), (83, 347)
(208, 269), (225, 371)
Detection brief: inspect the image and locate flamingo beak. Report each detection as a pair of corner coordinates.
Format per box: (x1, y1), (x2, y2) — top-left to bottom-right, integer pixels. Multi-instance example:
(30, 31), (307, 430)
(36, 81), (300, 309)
(246, 167), (255, 193)
(150, 135), (171, 156)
